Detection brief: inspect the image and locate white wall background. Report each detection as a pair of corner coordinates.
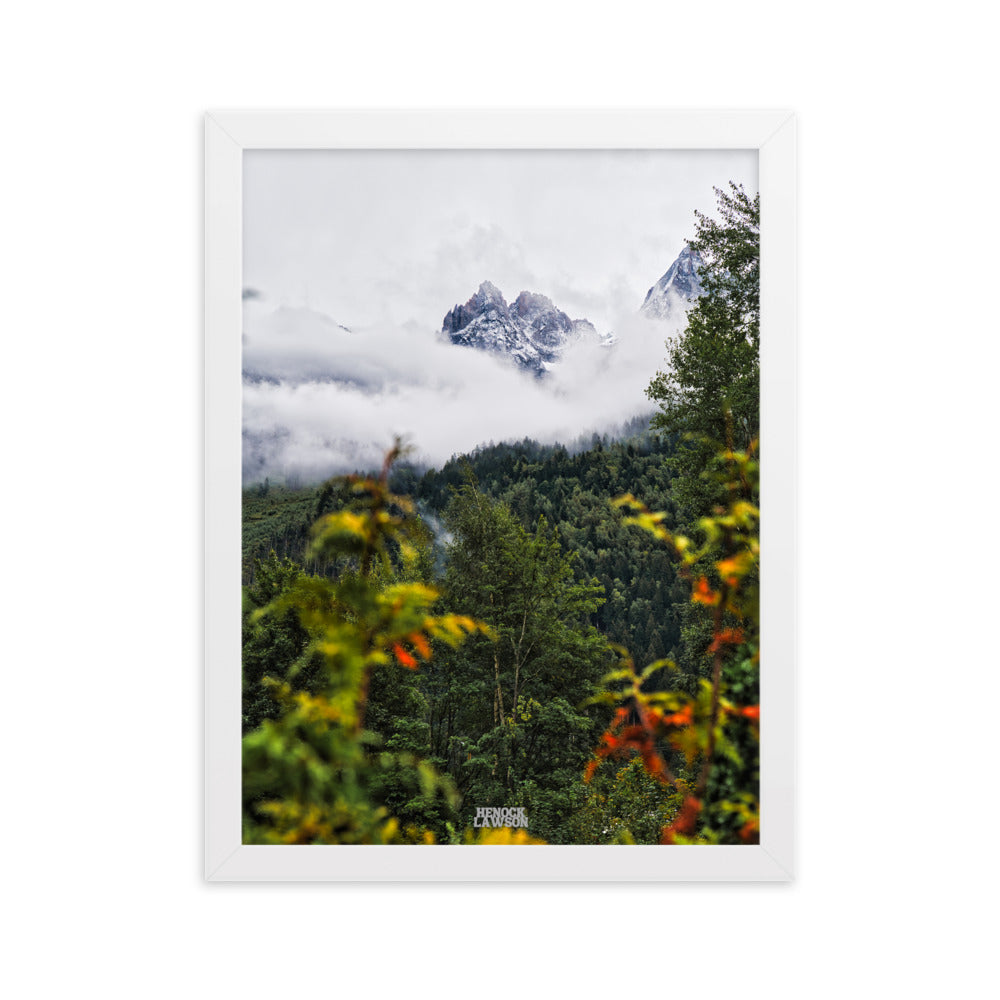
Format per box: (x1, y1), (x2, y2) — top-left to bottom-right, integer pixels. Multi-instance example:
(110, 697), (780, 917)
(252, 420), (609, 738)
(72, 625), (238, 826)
(3, 3), (995, 997)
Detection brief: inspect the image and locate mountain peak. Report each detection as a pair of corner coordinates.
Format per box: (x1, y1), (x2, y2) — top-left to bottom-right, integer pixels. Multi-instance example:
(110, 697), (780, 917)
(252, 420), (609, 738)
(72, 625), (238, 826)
(512, 290), (555, 315)
(443, 282), (596, 376)
(443, 281), (511, 336)
(477, 279), (505, 302)
(640, 246), (704, 319)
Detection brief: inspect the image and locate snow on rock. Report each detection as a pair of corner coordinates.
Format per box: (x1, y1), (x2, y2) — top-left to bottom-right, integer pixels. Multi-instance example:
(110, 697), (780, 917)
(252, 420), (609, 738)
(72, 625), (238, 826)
(640, 246), (704, 320)
(443, 282), (600, 377)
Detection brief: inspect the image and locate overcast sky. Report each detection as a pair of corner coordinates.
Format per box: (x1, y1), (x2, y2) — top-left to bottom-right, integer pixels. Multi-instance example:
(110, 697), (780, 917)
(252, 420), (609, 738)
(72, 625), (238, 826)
(244, 149), (757, 335)
(241, 149), (758, 481)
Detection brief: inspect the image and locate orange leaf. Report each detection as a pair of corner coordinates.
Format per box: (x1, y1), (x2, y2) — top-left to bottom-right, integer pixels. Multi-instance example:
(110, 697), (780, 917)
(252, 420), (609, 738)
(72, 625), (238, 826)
(392, 643), (417, 669)
(708, 627), (745, 653)
(661, 796), (702, 844)
(740, 705), (760, 720)
(641, 747), (667, 780)
(663, 704), (693, 727)
(409, 631), (431, 660)
(692, 577), (719, 606)
(716, 557), (742, 586)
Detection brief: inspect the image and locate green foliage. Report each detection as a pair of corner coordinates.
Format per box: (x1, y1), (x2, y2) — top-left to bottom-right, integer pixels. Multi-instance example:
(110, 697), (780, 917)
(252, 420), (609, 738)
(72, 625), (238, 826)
(571, 757), (690, 845)
(242, 449), (492, 844)
(588, 443), (760, 845)
(242, 485), (318, 584)
(242, 552), (324, 734)
(646, 182), (760, 526)
(644, 183), (760, 677)
(420, 482), (613, 842)
(410, 424), (684, 670)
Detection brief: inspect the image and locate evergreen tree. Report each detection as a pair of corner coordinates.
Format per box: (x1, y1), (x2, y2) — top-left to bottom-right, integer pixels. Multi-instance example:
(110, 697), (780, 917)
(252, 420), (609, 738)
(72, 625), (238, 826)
(242, 552), (321, 734)
(423, 482), (612, 841)
(646, 182), (760, 525)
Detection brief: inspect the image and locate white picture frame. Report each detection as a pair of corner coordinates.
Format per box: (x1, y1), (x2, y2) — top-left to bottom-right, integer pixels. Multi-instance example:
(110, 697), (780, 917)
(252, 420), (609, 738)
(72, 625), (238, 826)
(206, 109), (796, 881)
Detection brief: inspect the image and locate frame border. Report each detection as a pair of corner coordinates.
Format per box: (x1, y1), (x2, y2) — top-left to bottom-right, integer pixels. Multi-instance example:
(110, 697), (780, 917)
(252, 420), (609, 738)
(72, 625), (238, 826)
(205, 110), (796, 882)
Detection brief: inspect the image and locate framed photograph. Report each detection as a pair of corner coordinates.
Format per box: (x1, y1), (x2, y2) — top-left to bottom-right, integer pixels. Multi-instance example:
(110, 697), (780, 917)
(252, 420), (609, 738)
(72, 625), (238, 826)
(206, 110), (795, 881)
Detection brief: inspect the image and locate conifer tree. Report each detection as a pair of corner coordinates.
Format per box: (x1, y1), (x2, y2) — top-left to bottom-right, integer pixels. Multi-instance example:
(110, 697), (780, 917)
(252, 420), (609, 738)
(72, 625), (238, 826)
(646, 182), (760, 525)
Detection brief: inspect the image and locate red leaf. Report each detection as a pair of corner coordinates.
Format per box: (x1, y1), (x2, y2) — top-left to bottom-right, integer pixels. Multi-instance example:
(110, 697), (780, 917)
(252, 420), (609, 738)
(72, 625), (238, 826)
(708, 627), (745, 653)
(392, 643), (417, 669)
(663, 705), (693, 727)
(692, 577), (719, 606)
(660, 796), (702, 844)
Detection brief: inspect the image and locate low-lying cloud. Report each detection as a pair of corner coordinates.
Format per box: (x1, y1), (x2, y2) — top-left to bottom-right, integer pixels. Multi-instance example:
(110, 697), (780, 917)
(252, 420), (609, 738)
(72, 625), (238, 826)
(241, 298), (685, 483)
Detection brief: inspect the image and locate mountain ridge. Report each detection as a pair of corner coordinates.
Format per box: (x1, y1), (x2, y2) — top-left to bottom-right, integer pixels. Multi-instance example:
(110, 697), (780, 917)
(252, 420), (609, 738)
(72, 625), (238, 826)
(443, 281), (599, 377)
(442, 246), (704, 374)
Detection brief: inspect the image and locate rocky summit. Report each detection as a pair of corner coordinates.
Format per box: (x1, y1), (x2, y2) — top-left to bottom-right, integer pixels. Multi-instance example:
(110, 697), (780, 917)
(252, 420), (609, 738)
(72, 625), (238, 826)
(443, 281), (598, 377)
(640, 246), (704, 320)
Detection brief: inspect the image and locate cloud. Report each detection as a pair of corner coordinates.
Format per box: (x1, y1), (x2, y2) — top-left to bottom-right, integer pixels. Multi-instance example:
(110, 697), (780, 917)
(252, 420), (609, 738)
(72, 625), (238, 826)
(241, 302), (686, 482)
(242, 148), (758, 334)
(369, 223), (541, 330)
(238, 148), (758, 481)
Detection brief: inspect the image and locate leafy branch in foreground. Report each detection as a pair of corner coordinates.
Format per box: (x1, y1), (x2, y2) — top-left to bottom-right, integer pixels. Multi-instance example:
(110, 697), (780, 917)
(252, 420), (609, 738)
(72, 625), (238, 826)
(585, 441), (760, 844)
(242, 443), (494, 845)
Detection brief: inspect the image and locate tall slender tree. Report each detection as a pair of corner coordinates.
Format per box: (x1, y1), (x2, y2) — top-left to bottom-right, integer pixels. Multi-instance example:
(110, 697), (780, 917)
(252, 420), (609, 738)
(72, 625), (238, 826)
(646, 182), (760, 526)
(423, 482), (612, 840)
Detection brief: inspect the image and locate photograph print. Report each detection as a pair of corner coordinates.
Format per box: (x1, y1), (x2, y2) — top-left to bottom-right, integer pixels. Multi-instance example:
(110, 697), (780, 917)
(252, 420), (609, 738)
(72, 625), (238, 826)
(240, 147), (761, 846)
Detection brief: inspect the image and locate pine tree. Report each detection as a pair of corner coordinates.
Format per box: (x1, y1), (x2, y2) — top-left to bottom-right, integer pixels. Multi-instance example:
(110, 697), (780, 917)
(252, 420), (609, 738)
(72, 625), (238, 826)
(646, 182), (760, 526)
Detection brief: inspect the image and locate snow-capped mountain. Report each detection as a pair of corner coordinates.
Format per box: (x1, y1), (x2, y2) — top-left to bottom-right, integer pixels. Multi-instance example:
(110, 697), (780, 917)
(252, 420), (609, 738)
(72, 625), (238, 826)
(443, 281), (599, 376)
(640, 246), (704, 320)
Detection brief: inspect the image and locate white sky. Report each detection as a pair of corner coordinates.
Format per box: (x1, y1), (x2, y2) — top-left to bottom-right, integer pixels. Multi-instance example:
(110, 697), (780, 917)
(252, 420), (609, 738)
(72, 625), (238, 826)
(243, 149), (757, 335)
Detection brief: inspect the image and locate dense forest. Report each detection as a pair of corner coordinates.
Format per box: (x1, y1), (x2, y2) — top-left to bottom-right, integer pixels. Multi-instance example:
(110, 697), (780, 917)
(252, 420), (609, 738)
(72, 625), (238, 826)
(241, 183), (761, 845)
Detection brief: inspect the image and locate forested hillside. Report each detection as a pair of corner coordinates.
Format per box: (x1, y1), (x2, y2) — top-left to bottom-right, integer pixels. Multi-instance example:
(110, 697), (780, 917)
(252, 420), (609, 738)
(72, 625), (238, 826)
(240, 183), (761, 846)
(246, 425), (686, 670)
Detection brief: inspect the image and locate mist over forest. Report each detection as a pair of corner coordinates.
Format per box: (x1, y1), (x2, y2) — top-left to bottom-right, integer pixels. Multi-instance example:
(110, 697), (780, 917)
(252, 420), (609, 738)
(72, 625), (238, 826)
(241, 294), (686, 482)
